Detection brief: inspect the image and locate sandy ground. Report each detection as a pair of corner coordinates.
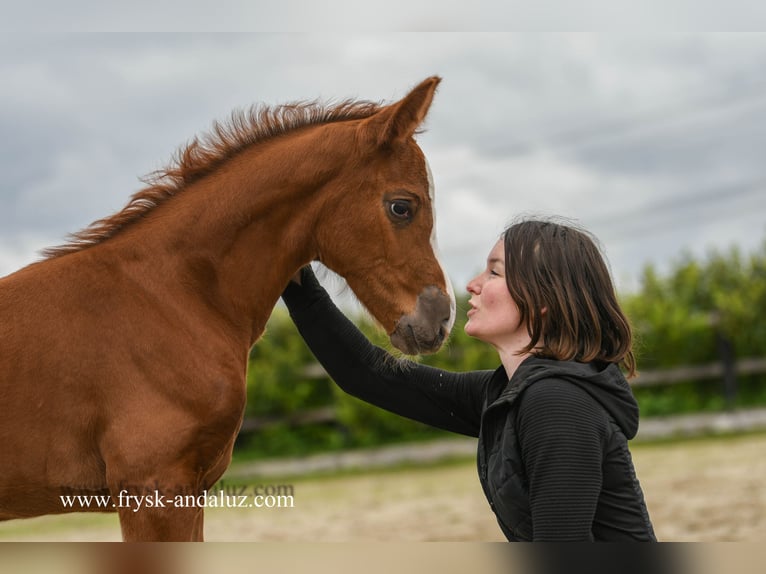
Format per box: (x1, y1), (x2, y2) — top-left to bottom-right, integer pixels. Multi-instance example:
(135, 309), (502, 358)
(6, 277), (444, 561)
(0, 432), (764, 542)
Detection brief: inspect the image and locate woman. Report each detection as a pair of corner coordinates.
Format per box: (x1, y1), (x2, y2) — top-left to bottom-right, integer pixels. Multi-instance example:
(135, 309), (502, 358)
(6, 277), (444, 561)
(281, 217), (656, 541)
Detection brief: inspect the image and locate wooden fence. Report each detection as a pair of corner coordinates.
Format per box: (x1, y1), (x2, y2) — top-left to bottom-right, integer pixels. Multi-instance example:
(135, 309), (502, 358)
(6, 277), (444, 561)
(632, 358), (766, 386)
(239, 357), (766, 434)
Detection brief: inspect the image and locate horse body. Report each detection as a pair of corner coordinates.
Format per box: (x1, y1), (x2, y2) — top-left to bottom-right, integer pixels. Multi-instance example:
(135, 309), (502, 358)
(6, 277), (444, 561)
(0, 77), (454, 540)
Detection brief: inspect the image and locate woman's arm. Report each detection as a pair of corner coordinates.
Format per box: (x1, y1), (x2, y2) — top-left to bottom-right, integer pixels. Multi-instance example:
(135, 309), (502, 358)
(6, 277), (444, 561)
(282, 267), (490, 437)
(516, 380), (607, 541)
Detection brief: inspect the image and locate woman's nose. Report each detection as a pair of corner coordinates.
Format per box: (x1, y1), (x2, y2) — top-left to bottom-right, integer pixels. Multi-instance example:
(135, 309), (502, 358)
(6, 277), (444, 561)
(466, 276), (480, 295)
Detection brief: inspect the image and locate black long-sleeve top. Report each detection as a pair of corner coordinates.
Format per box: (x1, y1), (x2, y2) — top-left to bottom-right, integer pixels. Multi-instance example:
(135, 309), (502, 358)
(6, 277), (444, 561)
(281, 271), (656, 541)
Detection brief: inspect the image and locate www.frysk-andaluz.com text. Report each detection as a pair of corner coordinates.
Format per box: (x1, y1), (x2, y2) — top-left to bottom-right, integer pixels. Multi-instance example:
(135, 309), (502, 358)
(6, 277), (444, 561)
(59, 482), (295, 512)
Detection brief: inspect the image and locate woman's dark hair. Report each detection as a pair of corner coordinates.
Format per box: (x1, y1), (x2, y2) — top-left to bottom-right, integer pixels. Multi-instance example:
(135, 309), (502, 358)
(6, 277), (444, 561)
(502, 217), (636, 377)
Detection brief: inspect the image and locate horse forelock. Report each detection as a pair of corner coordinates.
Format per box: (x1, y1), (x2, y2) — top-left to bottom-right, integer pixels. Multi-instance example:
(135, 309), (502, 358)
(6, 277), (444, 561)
(42, 99), (383, 259)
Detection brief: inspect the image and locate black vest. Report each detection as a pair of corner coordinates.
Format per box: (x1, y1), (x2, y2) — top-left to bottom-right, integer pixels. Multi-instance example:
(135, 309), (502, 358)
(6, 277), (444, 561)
(475, 366), (656, 541)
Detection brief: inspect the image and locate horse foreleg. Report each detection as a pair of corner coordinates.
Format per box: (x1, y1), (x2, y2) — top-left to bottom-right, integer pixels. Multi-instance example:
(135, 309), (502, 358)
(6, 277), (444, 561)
(191, 508), (204, 541)
(117, 504), (205, 542)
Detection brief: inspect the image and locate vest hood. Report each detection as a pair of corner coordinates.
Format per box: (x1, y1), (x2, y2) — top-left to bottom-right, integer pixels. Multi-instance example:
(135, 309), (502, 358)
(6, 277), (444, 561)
(500, 356), (640, 439)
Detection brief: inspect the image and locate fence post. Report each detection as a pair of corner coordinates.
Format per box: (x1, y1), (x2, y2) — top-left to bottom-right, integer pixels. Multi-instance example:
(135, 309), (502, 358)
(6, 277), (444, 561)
(711, 309), (737, 408)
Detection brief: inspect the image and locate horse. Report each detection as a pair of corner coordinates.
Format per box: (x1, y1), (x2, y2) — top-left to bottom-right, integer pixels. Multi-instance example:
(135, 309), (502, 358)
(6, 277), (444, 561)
(0, 76), (455, 541)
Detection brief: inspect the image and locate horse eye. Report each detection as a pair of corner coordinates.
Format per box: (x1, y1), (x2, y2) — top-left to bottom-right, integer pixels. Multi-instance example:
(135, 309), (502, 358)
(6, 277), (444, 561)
(389, 200), (411, 220)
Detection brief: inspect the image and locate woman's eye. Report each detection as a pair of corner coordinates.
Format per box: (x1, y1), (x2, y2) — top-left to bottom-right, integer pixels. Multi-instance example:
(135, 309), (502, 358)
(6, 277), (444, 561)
(389, 200), (412, 220)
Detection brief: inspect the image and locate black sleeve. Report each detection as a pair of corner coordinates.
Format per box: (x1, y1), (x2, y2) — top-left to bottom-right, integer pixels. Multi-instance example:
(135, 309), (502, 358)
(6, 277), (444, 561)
(281, 269), (490, 437)
(516, 380), (608, 541)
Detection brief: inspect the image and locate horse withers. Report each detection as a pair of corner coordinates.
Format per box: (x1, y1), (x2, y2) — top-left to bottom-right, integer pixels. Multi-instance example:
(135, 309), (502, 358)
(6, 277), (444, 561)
(0, 77), (454, 540)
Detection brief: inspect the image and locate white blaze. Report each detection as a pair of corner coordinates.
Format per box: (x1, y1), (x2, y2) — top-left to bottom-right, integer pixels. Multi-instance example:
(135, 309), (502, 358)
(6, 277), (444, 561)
(425, 159), (456, 334)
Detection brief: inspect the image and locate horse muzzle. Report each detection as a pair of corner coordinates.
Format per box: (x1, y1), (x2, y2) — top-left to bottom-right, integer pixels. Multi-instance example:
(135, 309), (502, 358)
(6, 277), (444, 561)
(390, 285), (455, 355)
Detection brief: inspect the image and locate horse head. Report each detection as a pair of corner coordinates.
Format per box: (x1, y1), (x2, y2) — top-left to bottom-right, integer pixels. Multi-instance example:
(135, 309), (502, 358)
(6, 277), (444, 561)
(312, 77), (455, 355)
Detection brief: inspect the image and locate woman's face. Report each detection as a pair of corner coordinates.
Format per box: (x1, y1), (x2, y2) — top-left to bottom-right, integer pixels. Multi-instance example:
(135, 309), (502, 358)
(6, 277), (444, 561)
(465, 240), (530, 351)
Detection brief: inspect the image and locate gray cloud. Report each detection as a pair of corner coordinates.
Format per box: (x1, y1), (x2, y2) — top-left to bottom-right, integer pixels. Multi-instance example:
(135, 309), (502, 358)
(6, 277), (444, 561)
(2, 33), (765, 293)
(5, 1), (766, 32)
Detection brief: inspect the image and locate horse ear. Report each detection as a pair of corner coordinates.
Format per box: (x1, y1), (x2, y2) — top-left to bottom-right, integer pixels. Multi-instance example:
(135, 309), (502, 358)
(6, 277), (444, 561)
(360, 76), (441, 148)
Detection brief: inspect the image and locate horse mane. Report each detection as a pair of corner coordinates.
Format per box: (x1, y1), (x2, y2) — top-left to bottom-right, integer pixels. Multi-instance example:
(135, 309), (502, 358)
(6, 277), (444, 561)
(42, 98), (383, 259)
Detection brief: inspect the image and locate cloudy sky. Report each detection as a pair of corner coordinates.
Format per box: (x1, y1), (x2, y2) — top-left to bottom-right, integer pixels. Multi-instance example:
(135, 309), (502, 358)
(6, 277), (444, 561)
(2, 33), (765, 294)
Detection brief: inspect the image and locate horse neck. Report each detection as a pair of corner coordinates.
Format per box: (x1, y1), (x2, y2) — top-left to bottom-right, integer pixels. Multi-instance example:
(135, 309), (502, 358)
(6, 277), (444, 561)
(107, 126), (348, 347)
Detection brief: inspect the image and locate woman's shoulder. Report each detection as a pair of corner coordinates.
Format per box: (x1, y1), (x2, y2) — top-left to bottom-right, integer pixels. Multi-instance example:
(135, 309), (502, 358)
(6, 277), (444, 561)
(517, 376), (610, 428)
(520, 376), (600, 405)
